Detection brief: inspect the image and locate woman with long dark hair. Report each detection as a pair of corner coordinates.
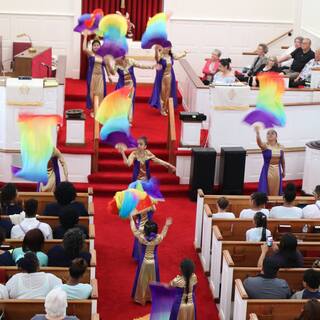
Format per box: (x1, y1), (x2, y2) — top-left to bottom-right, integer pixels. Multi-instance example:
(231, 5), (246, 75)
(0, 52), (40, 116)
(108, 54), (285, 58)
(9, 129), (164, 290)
(295, 299), (320, 320)
(0, 183), (22, 215)
(246, 212), (271, 242)
(169, 258), (197, 320)
(150, 42), (187, 116)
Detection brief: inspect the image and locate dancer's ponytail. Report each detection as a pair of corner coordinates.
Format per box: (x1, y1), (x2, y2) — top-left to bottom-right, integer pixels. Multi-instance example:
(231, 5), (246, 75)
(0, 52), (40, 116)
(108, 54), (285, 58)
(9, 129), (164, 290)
(180, 259), (195, 304)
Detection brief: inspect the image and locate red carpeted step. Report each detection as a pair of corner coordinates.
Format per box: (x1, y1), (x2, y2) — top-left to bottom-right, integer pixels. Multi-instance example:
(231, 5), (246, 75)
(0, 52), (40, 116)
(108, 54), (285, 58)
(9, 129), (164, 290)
(98, 159), (169, 173)
(88, 172), (179, 184)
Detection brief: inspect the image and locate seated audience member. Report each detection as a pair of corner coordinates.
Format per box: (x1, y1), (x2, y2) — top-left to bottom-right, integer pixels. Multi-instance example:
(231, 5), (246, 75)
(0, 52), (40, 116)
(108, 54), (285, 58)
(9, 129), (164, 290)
(48, 228), (91, 267)
(53, 206), (88, 239)
(43, 182), (88, 217)
(291, 48), (320, 87)
(303, 185), (320, 219)
(31, 287), (79, 320)
(59, 258), (92, 299)
(0, 183), (22, 215)
(11, 199), (52, 240)
(258, 233), (304, 268)
(0, 227), (14, 266)
(6, 252), (62, 299)
(243, 257), (291, 299)
(0, 215), (13, 238)
(291, 269), (320, 299)
(237, 43), (268, 82)
(211, 197), (235, 219)
(280, 36), (303, 68)
(250, 56), (283, 87)
(295, 299), (320, 320)
(246, 212), (271, 242)
(239, 192), (269, 219)
(269, 183), (302, 219)
(213, 58), (236, 85)
(12, 229), (48, 266)
(278, 38), (315, 80)
(202, 49), (222, 85)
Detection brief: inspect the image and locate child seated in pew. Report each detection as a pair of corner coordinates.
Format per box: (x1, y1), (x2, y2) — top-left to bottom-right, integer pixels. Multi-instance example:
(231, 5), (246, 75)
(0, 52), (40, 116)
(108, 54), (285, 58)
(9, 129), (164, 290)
(291, 269), (320, 299)
(53, 206), (88, 239)
(59, 258), (92, 299)
(295, 299), (320, 320)
(6, 252), (62, 299)
(0, 183), (23, 215)
(12, 229), (48, 267)
(269, 183), (303, 219)
(11, 199), (52, 240)
(48, 228), (91, 267)
(211, 197), (235, 219)
(302, 185), (320, 219)
(0, 228), (14, 266)
(43, 182), (88, 217)
(258, 233), (304, 268)
(240, 192), (269, 219)
(246, 212), (272, 242)
(31, 287), (79, 320)
(243, 257), (291, 299)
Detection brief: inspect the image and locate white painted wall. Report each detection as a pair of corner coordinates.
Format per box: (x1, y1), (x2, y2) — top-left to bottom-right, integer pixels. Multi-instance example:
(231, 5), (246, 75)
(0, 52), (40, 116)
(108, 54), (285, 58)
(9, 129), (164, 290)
(0, 0), (81, 78)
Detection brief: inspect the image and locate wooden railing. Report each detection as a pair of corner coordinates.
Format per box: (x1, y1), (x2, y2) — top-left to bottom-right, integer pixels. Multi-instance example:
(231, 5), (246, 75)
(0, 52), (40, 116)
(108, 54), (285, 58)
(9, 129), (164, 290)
(92, 95), (100, 173)
(243, 29), (293, 55)
(167, 97), (176, 171)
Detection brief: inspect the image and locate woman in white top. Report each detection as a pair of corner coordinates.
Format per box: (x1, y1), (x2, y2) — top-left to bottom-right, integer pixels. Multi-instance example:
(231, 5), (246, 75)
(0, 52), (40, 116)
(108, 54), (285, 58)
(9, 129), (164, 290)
(6, 252), (62, 299)
(213, 58), (236, 85)
(269, 183), (302, 219)
(246, 212), (271, 242)
(302, 185), (320, 219)
(211, 197), (235, 219)
(240, 192), (269, 219)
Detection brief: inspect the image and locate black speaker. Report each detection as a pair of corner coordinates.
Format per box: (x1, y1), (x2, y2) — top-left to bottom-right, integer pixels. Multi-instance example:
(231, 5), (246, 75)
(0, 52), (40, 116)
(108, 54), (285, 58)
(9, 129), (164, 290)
(219, 147), (246, 195)
(189, 148), (216, 201)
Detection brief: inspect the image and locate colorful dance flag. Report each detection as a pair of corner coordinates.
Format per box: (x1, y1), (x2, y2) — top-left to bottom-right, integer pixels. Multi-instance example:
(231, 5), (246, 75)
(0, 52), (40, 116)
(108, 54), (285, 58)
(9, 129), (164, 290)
(95, 86), (136, 147)
(129, 178), (164, 201)
(96, 14), (128, 58)
(141, 13), (170, 49)
(243, 72), (286, 128)
(15, 114), (62, 183)
(108, 188), (153, 219)
(73, 9), (104, 33)
(149, 283), (177, 320)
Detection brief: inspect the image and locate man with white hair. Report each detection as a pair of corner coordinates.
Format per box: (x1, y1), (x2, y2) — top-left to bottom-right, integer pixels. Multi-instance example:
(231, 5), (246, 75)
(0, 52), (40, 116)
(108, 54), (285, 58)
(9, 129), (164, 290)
(31, 288), (79, 320)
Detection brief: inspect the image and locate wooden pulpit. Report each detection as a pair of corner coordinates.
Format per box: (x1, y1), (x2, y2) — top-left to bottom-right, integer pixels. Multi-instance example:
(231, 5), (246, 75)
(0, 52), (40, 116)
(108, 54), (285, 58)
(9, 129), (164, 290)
(14, 47), (52, 78)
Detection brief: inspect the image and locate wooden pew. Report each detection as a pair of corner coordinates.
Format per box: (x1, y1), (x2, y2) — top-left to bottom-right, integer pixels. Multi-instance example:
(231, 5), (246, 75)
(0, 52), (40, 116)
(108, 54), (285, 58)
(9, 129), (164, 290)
(8, 187), (94, 215)
(0, 215), (95, 239)
(219, 250), (310, 320)
(233, 279), (310, 320)
(0, 266), (95, 283)
(200, 216), (320, 273)
(209, 238), (320, 299)
(0, 300), (99, 320)
(3, 239), (97, 266)
(194, 189), (314, 251)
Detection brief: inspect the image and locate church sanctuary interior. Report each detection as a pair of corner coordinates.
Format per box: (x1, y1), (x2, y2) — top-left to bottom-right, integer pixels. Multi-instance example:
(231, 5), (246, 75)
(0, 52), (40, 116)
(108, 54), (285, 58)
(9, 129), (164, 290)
(1, 0), (320, 319)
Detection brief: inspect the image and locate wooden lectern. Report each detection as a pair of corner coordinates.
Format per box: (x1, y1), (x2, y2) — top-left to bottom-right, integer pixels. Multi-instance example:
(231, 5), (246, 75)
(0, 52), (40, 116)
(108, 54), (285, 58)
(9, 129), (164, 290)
(14, 47), (52, 78)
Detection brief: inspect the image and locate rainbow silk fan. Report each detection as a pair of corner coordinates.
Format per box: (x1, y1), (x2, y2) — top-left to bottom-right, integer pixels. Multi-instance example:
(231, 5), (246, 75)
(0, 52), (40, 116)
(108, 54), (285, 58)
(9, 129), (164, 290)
(73, 9), (104, 33)
(96, 14), (128, 58)
(141, 12), (170, 49)
(243, 72), (286, 128)
(95, 86), (136, 147)
(14, 114), (62, 183)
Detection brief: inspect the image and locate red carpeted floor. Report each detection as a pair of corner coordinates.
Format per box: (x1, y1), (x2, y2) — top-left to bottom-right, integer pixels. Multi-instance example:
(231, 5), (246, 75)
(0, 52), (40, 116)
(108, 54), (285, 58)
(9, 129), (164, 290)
(94, 196), (220, 320)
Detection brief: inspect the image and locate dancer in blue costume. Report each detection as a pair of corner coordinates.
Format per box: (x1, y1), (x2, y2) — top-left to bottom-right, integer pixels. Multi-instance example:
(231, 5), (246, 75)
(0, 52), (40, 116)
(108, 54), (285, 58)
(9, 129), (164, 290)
(38, 147), (68, 192)
(150, 42), (187, 116)
(255, 126), (285, 196)
(82, 31), (112, 115)
(130, 215), (172, 305)
(106, 56), (155, 125)
(118, 136), (176, 261)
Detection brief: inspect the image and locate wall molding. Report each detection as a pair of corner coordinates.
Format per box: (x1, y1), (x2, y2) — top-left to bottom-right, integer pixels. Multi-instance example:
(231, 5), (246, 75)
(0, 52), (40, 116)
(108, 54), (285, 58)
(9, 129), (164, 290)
(0, 11), (75, 17)
(301, 26), (320, 40)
